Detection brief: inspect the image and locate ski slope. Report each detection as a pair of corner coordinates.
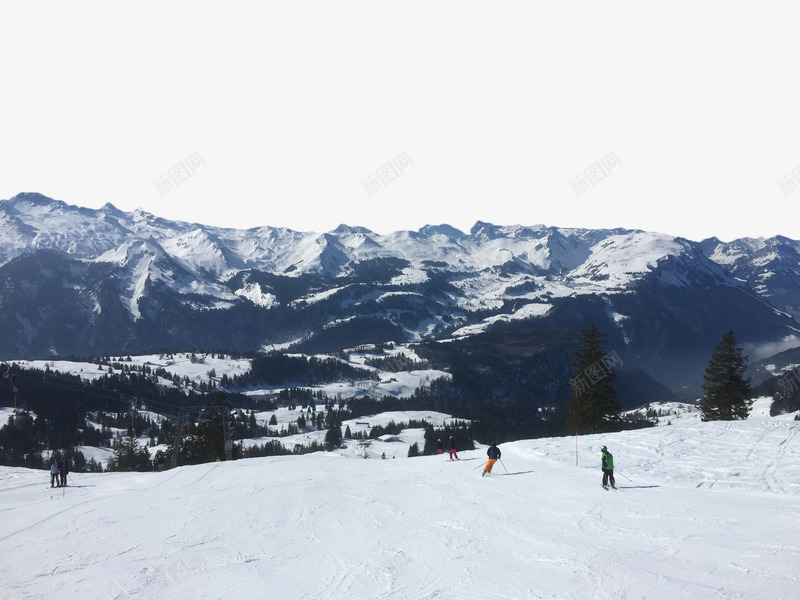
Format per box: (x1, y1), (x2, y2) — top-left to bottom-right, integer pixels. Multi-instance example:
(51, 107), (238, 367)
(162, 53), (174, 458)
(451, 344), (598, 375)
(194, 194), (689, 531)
(1, 404), (798, 600)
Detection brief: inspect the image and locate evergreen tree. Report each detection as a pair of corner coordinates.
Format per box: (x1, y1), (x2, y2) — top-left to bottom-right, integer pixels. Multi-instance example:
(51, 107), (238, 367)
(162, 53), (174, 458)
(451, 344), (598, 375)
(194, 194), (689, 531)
(0, 411), (43, 468)
(566, 325), (622, 435)
(324, 423), (342, 451)
(701, 330), (753, 421)
(107, 436), (152, 472)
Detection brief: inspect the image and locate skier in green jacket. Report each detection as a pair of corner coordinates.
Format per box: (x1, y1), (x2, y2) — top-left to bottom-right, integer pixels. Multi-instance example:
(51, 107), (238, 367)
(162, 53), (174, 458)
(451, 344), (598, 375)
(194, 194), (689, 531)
(601, 446), (616, 489)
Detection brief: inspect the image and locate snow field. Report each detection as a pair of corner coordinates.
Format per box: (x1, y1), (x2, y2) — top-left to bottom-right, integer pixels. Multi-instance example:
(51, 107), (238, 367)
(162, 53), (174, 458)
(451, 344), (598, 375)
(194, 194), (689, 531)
(1, 414), (798, 600)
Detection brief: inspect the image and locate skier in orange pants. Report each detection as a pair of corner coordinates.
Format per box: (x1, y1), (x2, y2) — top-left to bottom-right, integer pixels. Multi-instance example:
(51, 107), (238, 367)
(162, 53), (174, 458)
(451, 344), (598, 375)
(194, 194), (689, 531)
(482, 441), (501, 476)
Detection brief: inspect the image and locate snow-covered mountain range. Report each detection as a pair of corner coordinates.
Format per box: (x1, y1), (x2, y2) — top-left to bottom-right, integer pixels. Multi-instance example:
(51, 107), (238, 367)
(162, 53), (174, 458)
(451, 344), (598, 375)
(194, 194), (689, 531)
(1, 192), (799, 398)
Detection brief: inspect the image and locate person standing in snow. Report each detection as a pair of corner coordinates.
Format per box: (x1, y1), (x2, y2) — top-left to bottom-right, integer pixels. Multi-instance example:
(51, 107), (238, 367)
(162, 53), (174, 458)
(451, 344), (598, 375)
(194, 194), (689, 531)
(482, 441), (501, 476)
(437, 439), (444, 455)
(59, 456), (70, 487)
(601, 445), (616, 489)
(50, 461), (59, 488)
(448, 436), (459, 460)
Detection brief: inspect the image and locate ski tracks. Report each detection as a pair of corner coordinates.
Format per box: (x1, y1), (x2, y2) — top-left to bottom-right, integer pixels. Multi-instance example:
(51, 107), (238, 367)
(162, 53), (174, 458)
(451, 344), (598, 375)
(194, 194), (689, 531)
(760, 421), (799, 495)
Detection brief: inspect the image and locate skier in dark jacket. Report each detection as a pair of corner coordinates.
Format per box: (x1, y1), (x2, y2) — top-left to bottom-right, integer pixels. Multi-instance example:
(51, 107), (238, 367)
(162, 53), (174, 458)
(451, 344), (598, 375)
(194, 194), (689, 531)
(448, 436), (459, 461)
(436, 439), (444, 454)
(59, 457), (70, 487)
(482, 441), (501, 476)
(601, 445), (615, 489)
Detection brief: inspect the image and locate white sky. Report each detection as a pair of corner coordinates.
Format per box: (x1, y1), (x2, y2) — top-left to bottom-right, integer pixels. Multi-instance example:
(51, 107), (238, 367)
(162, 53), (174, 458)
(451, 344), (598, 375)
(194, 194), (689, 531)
(2, 2), (799, 242)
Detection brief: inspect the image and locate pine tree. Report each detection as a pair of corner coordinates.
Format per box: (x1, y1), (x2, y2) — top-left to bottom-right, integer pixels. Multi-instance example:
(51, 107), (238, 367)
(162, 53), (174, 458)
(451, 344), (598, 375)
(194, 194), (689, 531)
(701, 330), (752, 421)
(324, 424), (342, 451)
(566, 325), (622, 435)
(107, 435), (152, 472)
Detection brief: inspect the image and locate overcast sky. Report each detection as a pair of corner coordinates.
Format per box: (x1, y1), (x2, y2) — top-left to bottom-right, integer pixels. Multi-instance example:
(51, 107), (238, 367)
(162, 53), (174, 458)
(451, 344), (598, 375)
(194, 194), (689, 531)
(3, 2), (799, 241)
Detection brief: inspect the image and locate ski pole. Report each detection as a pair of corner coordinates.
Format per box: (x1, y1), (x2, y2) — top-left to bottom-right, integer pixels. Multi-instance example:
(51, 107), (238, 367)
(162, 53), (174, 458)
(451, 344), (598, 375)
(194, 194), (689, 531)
(474, 460), (488, 470)
(500, 459), (510, 475)
(615, 470), (632, 482)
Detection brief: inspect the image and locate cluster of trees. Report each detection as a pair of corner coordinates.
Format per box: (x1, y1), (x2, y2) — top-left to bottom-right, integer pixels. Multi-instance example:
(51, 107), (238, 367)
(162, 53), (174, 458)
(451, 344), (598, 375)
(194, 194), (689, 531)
(0, 361), (233, 470)
(0, 408), (103, 472)
(565, 326), (757, 435)
(363, 352), (431, 373)
(52, 352), (245, 394)
(345, 418), (430, 440)
(225, 353), (375, 388)
(106, 436), (153, 471)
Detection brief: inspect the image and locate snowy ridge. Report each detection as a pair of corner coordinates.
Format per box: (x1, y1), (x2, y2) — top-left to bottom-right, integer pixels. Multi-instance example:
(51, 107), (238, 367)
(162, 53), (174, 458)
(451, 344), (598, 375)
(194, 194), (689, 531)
(0, 194), (734, 294)
(700, 234), (800, 322)
(1, 407), (797, 599)
(92, 238), (237, 318)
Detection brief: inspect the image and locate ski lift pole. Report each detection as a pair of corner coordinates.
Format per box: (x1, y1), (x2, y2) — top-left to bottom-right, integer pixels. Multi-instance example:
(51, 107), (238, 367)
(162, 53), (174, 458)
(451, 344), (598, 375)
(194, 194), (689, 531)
(0, 364), (14, 413)
(170, 409), (189, 470)
(9, 373), (19, 413)
(222, 408), (232, 461)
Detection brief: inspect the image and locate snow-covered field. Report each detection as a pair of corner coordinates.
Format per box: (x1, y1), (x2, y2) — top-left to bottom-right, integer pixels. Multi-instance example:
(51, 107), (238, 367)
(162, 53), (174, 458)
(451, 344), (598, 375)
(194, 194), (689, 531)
(9, 348), (451, 402)
(242, 410), (454, 460)
(1, 402), (797, 600)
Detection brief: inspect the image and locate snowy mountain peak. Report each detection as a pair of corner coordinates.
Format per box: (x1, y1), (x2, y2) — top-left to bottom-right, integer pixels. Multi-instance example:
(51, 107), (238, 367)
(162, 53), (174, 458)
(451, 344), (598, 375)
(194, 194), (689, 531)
(160, 228), (243, 277)
(5, 192), (70, 217)
(330, 224), (374, 235)
(417, 224), (465, 239)
(469, 221), (506, 240)
(99, 202), (126, 218)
